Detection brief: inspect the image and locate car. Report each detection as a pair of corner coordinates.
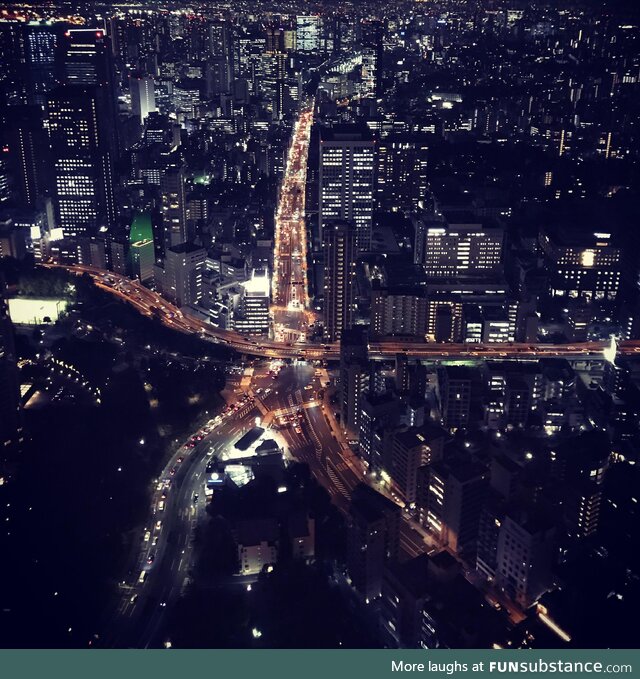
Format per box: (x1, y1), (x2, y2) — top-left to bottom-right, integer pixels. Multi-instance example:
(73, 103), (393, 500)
(177, 456), (184, 463)
(169, 467), (177, 475)
(143, 530), (151, 542)
(155, 520), (162, 530)
(147, 554), (155, 565)
(130, 594), (138, 604)
(193, 493), (199, 505)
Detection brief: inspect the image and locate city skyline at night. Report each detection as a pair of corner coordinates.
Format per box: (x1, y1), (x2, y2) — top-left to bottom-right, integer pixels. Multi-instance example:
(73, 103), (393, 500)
(0, 0), (639, 651)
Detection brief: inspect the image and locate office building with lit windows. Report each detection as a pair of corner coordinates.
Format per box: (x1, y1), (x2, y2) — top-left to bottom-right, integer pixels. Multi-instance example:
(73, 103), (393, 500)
(62, 28), (115, 87)
(323, 220), (357, 342)
(340, 328), (370, 441)
(161, 164), (192, 251)
(47, 86), (117, 238)
(296, 15), (322, 53)
(376, 137), (429, 212)
(162, 242), (206, 308)
(319, 125), (375, 252)
(415, 216), (503, 279)
(235, 269), (271, 336)
(24, 21), (59, 107)
(388, 424), (446, 505)
(60, 28), (119, 151)
(494, 509), (556, 608)
(418, 456), (488, 557)
(540, 229), (621, 304)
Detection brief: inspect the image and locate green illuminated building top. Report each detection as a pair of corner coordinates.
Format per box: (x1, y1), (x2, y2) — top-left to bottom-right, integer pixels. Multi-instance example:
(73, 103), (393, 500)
(129, 212), (153, 245)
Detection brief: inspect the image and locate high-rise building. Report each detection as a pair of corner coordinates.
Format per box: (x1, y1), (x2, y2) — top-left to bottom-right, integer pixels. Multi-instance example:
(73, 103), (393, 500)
(388, 424), (446, 505)
(319, 125), (375, 252)
(130, 75), (156, 124)
(235, 268), (271, 336)
(494, 508), (556, 608)
(437, 365), (478, 430)
(24, 21), (59, 108)
(296, 15), (322, 53)
(161, 164), (191, 251)
(376, 137), (429, 212)
(370, 282), (428, 338)
(0, 22), (28, 105)
(346, 484), (401, 601)
(61, 28), (115, 89)
(129, 212), (155, 283)
(47, 86), (117, 238)
(359, 391), (399, 468)
(207, 20), (234, 91)
(265, 24), (292, 54)
(4, 105), (49, 207)
(360, 19), (384, 98)
(554, 431), (610, 540)
(381, 554), (434, 649)
(340, 327), (370, 441)
(540, 229), (621, 305)
(415, 218), (504, 279)
(60, 28), (119, 151)
(322, 219), (356, 342)
(162, 242), (205, 308)
(418, 456), (489, 556)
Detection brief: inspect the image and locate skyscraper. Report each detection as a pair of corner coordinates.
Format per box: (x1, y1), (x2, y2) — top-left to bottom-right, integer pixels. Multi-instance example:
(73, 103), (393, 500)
(296, 15), (322, 53)
(60, 28), (119, 153)
(47, 86), (117, 238)
(360, 19), (384, 98)
(346, 484), (400, 601)
(61, 28), (115, 89)
(339, 327), (370, 441)
(319, 125), (375, 252)
(0, 22), (27, 105)
(24, 21), (59, 108)
(322, 219), (356, 342)
(161, 164), (191, 251)
(162, 243), (206, 308)
(376, 136), (429, 212)
(4, 105), (49, 207)
(129, 75), (156, 124)
(207, 20), (235, 92)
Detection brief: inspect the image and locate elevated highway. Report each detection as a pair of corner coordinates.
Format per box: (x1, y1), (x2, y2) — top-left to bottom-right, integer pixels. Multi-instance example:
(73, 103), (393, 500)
(46, 264), (632, 363)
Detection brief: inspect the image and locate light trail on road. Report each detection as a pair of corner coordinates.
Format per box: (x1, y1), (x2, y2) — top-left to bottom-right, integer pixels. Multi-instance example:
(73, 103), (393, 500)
(45, 262), (635, 363)
(272, 102), (315, 343)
